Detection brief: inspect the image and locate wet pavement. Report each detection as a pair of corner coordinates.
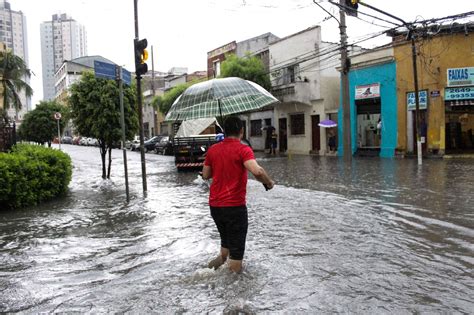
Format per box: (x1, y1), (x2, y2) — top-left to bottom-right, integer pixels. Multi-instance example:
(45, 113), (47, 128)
(0, 144), (473, 313)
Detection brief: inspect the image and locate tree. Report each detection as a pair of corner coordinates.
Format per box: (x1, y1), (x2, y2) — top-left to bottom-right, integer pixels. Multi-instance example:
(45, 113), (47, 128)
(220, 53), (271, 91)
(0, 51), (33, 117)
(152, 82), (191, 115)
(18, 100), (67, 147)
(69, 72), (138, 179)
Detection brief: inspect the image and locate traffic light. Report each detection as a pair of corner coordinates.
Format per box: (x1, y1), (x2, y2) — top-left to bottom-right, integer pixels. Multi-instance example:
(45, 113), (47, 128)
(134, 38), (148, 77)
(345, 0), (358, 16)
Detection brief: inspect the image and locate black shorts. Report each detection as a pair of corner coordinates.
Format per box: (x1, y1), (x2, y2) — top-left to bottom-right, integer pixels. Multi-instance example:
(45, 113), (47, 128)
(210, 205), (248, 260)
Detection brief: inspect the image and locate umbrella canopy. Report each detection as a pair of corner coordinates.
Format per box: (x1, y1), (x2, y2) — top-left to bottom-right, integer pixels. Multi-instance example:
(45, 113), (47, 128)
(318, 119), (337, 128)
(164, 77), (278, 121)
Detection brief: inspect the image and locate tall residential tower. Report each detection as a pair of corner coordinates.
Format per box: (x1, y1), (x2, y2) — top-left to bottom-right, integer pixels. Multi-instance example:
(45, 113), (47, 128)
(0, 0), (30, 119)
(40, 13), (87, 101)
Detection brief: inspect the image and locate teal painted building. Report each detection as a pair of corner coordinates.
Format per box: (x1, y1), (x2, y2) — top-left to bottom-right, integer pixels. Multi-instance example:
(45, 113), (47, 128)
(338, 60), (397, 157)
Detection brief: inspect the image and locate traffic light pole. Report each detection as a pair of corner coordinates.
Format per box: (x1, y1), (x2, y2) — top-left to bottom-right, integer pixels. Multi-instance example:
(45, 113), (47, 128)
(339, 0), (352, 162)
(133, 0), (148, 193)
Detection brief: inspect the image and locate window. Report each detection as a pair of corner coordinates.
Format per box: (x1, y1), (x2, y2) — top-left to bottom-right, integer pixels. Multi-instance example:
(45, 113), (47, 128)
(290, 113), (305, 135)
(283, 65), (298, 85)
(250, 119), (262, 137)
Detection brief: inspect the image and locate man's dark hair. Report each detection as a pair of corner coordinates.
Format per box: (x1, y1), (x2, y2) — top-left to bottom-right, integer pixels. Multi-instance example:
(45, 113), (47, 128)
(224, 116), (242, 137)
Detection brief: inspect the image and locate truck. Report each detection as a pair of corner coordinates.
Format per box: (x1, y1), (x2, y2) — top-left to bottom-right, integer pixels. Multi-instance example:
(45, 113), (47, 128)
(171, 118), (221, 171)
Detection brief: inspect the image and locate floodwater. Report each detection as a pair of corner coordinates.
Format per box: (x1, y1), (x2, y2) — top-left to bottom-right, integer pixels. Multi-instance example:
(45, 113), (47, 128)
(1, 145), (473, 313)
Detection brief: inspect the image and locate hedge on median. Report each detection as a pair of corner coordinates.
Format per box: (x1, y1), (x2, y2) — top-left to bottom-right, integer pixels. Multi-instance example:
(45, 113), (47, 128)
(0, 144), (72, 209)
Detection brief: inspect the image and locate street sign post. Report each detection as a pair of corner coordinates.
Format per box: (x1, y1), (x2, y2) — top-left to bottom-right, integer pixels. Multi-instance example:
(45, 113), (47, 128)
(54, 112), (62, 150)
(94, 60), (132, 202)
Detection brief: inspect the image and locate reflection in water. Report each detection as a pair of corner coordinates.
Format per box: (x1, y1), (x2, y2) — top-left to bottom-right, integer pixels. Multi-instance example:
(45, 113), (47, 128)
(0, 145), (473, 313)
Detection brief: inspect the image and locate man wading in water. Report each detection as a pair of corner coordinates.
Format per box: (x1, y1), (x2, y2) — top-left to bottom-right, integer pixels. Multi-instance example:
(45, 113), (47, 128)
(202, 116), (274, 273)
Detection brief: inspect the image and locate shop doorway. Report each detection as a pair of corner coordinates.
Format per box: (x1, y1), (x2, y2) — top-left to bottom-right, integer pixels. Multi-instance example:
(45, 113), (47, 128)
(445, 109), (474, 153)
(356, 100), (381, 151)
(278, 118), (288, 152)
(311, 115), (320, 152)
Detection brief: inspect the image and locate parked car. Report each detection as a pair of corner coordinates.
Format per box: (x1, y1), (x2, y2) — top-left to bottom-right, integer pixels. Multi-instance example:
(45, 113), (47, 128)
(144, 136), (163, 152)
(79, 137), (88, 146)
(72, 136), (82, 145)
(61, 136), (73, 144)
(87, 138), (99, 146)
(154, 136), (173, 155)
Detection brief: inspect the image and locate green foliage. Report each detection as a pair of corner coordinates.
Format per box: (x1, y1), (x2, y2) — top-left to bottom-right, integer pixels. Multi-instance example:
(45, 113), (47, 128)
(69, 72), (138, 143)
(0, 51), (33, 113)
(68, 71), (138, 178)
(18, 100), (67, 145)
(155, 82), (192, 115)
(0, 144), (72, 209)
(220, 53), (271, 91)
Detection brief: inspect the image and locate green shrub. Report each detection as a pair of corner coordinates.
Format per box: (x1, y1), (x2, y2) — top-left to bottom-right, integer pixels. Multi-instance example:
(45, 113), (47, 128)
(0, 144), (72, 209)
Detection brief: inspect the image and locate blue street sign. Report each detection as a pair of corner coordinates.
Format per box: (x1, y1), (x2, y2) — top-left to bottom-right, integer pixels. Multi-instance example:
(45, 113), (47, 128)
(122, 69), (132, 86)
(94, 60), (116, 81)
(94, 60), (132, 86)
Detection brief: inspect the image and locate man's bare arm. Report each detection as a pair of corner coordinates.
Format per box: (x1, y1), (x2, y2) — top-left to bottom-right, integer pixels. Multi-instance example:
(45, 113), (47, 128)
(243, 159), (274, 189)
(202, 165), (212, 180)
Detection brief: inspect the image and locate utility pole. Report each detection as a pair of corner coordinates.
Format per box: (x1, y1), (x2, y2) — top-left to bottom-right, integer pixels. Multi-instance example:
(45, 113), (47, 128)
(411, 36), (422, 165)
(151, 45), (157, 136)
(133, 0), (148, 193)
(339, 0), (352, 162)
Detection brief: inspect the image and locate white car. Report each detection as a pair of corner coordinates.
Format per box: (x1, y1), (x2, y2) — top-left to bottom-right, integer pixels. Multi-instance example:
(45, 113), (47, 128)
(79, 137), (88, 146)
(87, 138), (99, 146)
(130, 140), (140, 151)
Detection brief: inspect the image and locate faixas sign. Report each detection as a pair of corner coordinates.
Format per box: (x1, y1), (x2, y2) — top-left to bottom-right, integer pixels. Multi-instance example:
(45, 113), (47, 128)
(447, 67), (474, 86)
(355, 83), (380, 100)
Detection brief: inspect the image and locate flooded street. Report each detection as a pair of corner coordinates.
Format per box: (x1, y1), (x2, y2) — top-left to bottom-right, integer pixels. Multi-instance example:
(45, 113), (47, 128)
(1, 145), (473, 313)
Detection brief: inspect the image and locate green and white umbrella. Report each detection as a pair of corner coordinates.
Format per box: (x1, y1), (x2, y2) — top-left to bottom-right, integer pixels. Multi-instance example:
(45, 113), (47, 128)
(164, 77), (279, 121)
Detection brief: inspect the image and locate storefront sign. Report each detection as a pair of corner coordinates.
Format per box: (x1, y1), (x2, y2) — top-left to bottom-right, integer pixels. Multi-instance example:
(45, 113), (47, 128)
(355, 83), (380, 100)
(407, 90), (428, 110)
(430, 90), (440, 97)
(444, 86), (474, 100)
(447, 67), (474, 86)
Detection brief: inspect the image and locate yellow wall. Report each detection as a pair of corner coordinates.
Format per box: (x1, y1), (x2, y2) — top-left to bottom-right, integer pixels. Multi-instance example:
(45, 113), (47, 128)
(394, 32), (474, 153)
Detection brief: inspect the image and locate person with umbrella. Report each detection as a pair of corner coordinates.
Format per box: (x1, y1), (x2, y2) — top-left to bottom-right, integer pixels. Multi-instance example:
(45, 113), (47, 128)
(202, 116), (274, 273)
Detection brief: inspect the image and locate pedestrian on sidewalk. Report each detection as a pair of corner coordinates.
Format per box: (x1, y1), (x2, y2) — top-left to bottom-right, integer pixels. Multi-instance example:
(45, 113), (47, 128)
(202, 115), (274, 273)
(270, 129), (278, 155)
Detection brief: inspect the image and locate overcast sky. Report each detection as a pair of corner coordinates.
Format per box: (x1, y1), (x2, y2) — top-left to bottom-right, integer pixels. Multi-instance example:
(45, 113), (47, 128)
(10, 0), (474, 106)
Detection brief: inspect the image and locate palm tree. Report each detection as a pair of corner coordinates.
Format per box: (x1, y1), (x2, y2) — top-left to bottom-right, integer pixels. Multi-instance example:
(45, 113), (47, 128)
(0, 51), (33, 120)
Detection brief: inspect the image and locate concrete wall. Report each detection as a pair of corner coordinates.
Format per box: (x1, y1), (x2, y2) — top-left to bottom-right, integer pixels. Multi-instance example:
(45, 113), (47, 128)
(236, 33), (279, 57)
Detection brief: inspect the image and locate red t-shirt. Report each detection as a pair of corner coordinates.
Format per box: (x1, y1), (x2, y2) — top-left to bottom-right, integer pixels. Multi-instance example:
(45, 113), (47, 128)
(204, 138), (255, 207)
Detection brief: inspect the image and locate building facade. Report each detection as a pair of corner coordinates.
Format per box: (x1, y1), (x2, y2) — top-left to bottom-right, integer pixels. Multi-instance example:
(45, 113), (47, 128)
(207, 33), (279, 151)
(270, 26), (341, 155)
(391, 24), (474, 156)
(0, 0), (30, 120)
(337, 46), (398, 158)
(41, 13), (87, 101)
